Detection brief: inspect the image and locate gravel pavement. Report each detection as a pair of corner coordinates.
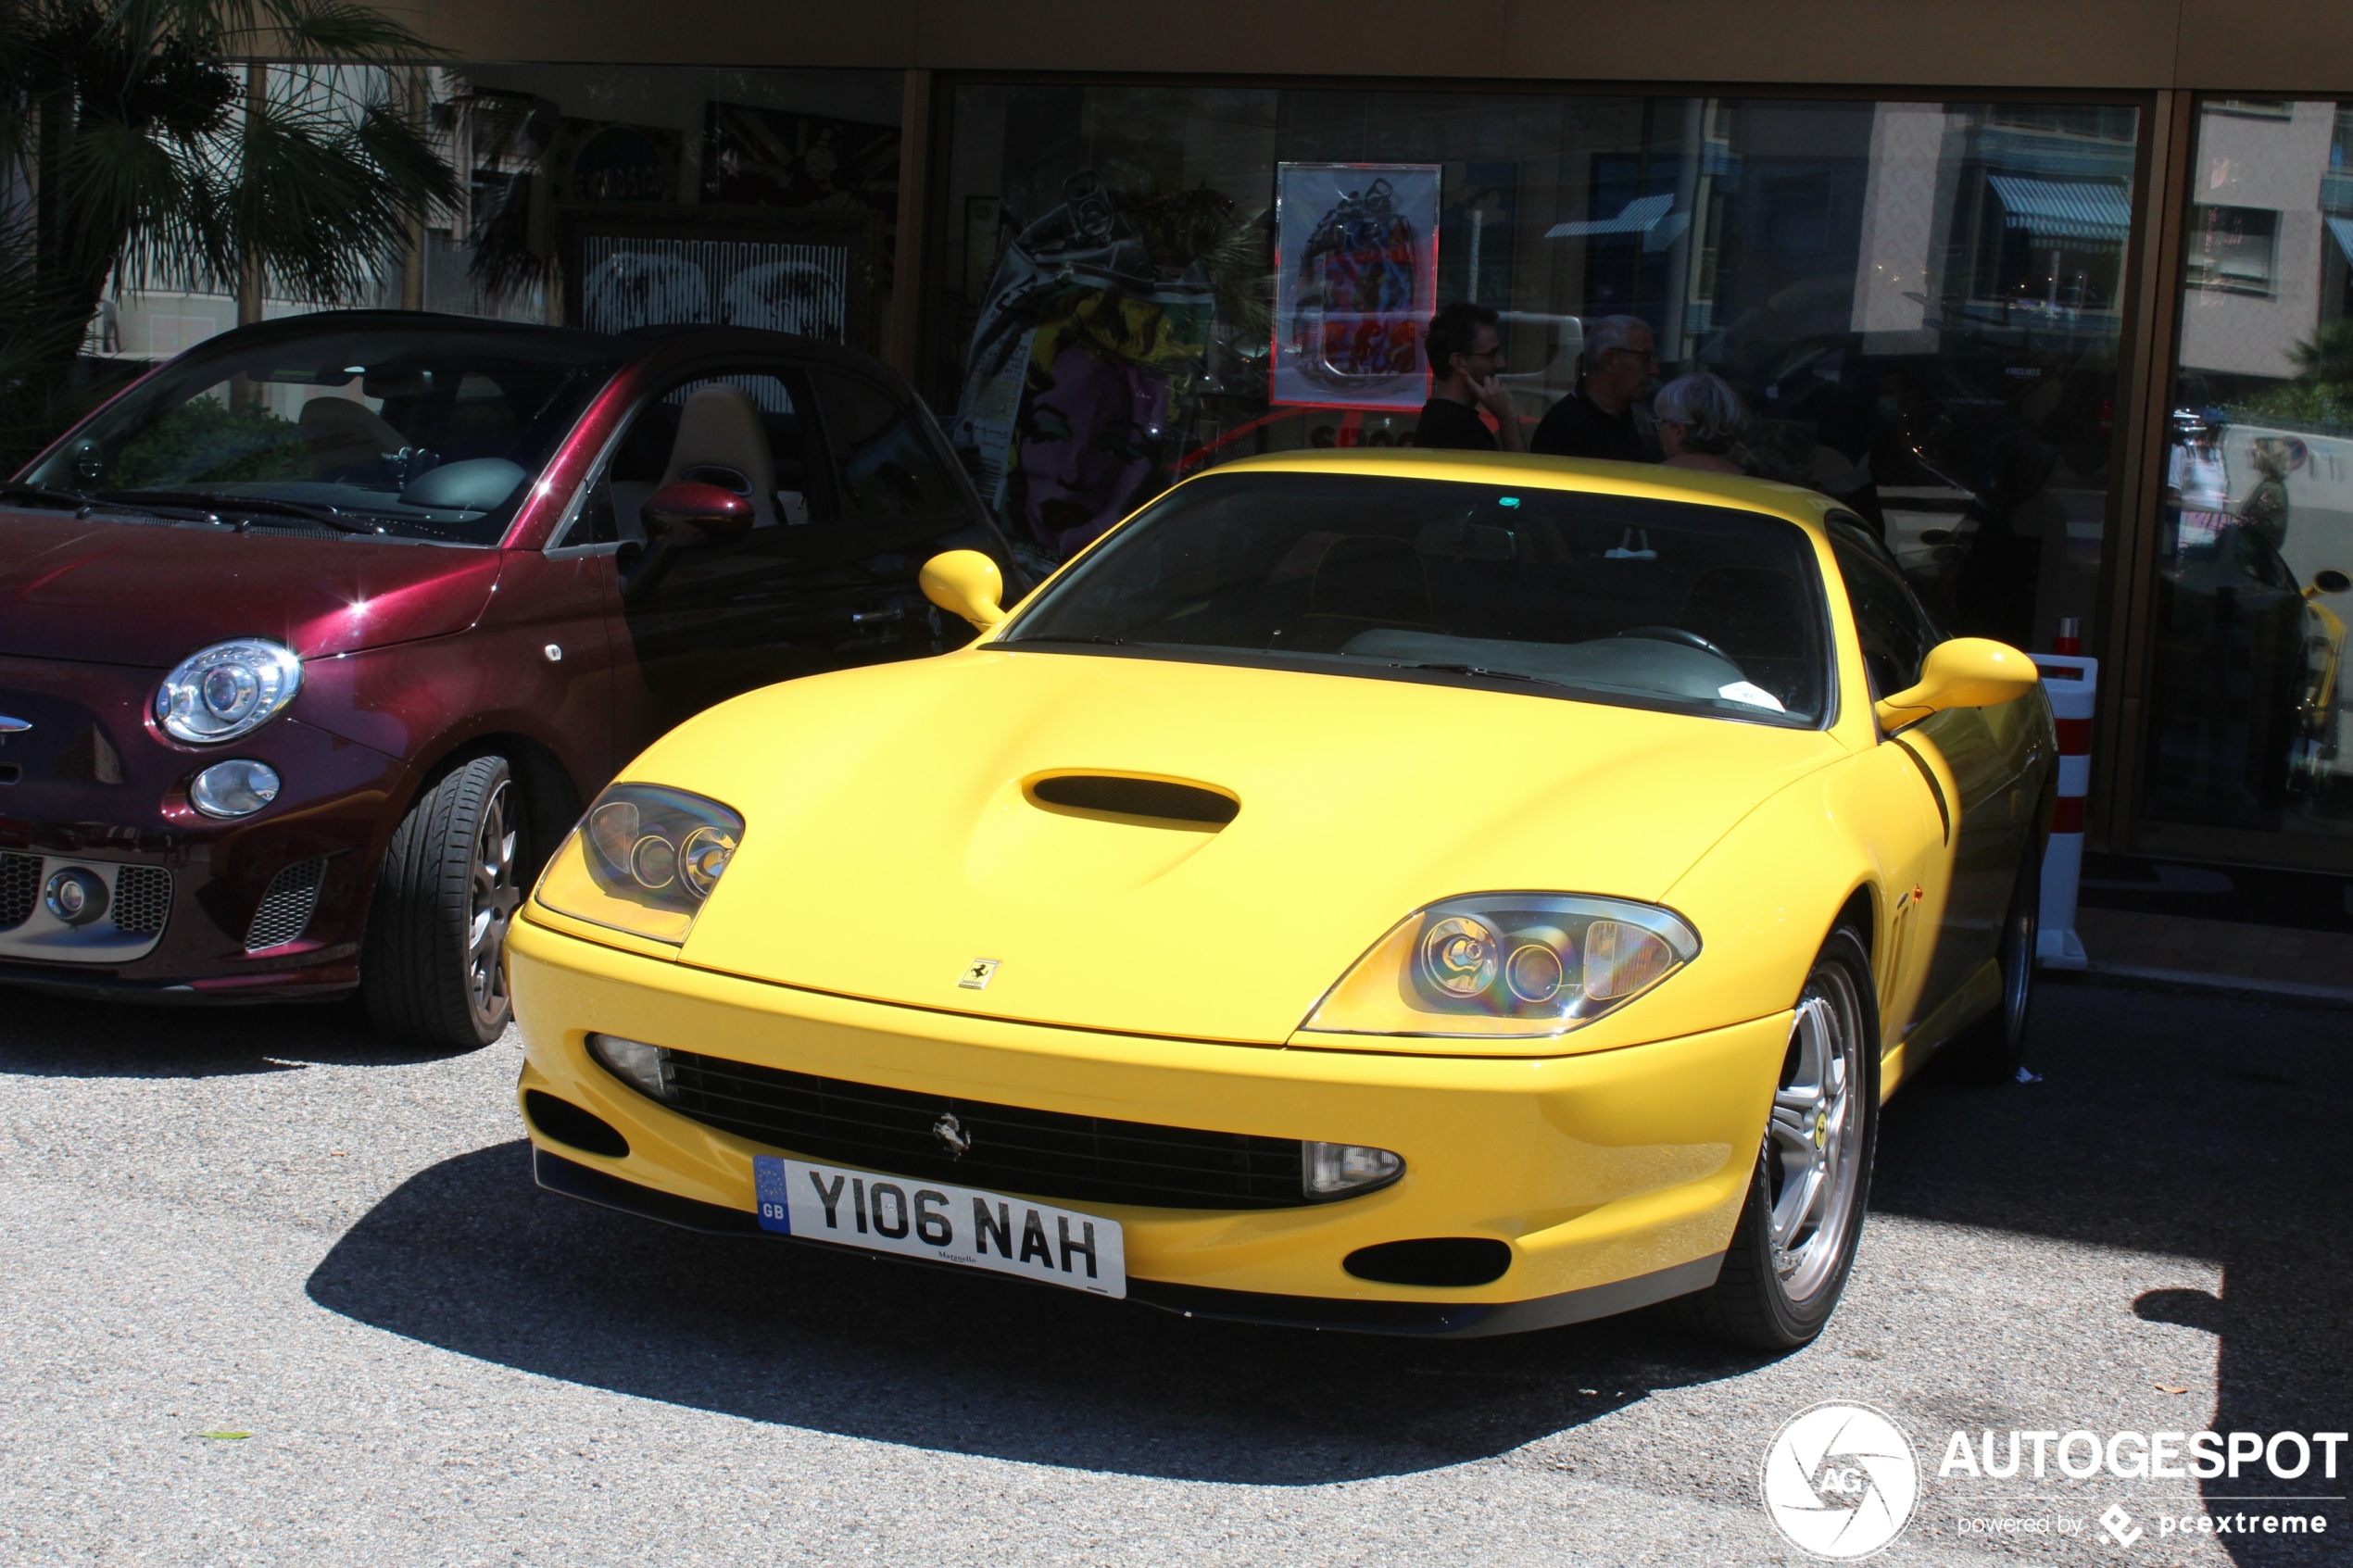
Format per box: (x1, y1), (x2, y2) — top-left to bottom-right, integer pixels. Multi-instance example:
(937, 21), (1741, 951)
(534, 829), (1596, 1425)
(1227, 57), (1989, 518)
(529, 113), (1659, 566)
(0, 980), (2345, 1567)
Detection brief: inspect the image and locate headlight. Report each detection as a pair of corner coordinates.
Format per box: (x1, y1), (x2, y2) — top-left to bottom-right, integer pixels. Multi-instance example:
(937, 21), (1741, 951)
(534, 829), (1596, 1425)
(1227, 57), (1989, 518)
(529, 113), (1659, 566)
(1303, 893), (1699, 1038)
(533, 783), (743, 945)
(155, 640), (302, 744)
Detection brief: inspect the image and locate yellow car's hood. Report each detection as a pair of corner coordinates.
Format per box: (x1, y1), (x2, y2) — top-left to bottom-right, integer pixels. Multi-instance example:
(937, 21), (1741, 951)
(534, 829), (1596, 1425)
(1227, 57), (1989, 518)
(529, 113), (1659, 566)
(661, 648), (1846, 1043)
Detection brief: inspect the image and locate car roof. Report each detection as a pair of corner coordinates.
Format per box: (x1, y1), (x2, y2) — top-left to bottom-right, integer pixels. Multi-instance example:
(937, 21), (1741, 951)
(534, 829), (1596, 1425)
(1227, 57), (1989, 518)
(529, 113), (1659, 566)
(182, 310), (913, 381)
(1197, 449), (1837, 534)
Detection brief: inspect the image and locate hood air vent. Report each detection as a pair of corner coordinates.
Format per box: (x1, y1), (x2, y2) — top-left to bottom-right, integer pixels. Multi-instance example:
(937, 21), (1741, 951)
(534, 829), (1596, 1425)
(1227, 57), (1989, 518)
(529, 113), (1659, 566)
(1029, 774), (1239, 826)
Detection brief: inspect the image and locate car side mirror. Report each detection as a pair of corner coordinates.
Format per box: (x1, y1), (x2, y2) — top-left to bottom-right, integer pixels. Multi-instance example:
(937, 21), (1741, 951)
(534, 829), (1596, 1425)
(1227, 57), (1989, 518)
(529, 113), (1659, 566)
(1874, 637), (2040, 732)
(2309, 568), (2351, 598)
(920, 549), (1007, 632)
(642, 481), (754, 548)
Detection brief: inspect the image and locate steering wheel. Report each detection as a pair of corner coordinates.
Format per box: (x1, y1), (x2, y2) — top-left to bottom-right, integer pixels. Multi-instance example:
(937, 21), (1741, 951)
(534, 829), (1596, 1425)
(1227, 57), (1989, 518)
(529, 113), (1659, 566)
(1615, 624), (1739, 665)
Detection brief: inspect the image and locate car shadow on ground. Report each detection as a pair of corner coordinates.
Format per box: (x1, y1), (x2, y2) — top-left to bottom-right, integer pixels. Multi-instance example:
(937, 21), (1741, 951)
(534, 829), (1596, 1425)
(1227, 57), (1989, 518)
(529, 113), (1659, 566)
(1875, 981), (2352, 1568)
(296, 981), (2346, 1500)
(0, 987), (489, 1079)
(305, 1133), (1768, 1485)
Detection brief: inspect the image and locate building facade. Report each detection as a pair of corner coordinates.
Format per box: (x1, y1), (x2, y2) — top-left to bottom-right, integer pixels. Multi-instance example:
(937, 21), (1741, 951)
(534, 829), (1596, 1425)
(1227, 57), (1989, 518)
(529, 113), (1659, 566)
(105, 2), (2353, 870)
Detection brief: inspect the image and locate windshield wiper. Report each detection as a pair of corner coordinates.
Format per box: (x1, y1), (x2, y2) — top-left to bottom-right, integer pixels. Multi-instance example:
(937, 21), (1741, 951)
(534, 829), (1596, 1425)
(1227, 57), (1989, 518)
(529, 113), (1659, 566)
(100, 490), (376, 534)
(1002, 633), (1128, 646)
(1377, 659), (1566, 687)
(3, 481), (226, 523)
(0, 481), (95, 510)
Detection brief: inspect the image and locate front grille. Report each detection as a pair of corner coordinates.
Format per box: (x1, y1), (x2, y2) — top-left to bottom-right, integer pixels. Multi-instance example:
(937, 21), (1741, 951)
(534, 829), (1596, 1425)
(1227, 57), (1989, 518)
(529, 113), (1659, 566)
(110, 865), (172, 935)
(245, 857), (327, 951)
(0, 852), (36, 928)
(656, 1047), (1308, 1210)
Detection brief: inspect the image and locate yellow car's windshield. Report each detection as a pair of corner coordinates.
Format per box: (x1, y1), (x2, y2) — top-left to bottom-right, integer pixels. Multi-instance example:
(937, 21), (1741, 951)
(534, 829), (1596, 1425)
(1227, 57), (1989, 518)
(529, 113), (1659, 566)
(1000, 471), (1832, 725)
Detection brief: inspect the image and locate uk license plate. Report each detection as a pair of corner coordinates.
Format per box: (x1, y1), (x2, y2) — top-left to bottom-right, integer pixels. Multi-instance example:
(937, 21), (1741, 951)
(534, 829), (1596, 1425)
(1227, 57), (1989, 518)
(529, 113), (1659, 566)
(751, 1155), (1126, 1299)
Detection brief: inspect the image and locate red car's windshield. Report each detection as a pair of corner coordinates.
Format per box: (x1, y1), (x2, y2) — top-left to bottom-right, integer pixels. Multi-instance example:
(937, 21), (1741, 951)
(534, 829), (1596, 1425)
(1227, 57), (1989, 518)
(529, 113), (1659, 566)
(21, 322), (623, 545)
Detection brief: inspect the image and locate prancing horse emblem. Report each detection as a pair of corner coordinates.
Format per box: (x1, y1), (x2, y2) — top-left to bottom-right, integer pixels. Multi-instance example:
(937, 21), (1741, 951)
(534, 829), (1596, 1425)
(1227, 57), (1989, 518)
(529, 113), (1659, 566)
(958, 958), (1000, 990)
(933, 1112), (973, 1159)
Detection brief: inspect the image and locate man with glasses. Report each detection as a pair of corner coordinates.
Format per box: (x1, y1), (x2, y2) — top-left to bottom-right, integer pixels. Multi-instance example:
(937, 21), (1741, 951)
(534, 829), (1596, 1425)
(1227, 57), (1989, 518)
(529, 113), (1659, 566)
(1530, 313), (1656, 464)
(1413, 302), (1527, 452)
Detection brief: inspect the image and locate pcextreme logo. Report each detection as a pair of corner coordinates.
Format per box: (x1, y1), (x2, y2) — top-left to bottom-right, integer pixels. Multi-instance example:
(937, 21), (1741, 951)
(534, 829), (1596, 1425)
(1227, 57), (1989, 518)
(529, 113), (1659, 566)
(1761, 1402), (1921, 1559)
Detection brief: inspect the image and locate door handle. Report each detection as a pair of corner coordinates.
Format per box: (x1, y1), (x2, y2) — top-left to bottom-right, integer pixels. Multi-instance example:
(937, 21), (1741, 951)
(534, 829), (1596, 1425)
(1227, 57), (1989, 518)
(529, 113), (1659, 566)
(849, 607), (905, 624)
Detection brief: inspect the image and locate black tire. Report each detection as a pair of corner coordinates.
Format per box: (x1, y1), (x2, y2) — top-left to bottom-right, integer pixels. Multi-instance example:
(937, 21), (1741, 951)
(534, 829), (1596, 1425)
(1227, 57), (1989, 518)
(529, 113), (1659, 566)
(361, 754), (524, 1049)
(1947, 837), (2042, 1084)
(1680, 926), (1880, 1350)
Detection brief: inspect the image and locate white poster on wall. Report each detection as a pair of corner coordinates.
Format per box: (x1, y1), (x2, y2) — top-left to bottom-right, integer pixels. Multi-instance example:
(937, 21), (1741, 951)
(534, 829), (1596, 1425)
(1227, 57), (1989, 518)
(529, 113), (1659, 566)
(1272, 163), (1442, 410)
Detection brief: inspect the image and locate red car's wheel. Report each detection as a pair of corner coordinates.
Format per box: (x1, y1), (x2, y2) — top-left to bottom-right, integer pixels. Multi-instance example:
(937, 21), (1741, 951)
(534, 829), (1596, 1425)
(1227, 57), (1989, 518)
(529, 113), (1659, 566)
(362, 754), (523, 1049)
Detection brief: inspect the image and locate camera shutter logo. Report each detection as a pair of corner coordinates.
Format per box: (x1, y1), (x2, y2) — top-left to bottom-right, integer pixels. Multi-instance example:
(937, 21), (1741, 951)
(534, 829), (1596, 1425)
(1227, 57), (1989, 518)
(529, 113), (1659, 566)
(1760, 1402), (1919, 1559)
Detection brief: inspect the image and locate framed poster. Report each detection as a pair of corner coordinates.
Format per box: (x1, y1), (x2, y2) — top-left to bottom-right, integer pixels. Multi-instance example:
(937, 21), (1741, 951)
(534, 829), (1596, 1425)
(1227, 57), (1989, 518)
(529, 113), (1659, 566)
(558, 206), (880, 350)
(1272, 163), (1441, 410)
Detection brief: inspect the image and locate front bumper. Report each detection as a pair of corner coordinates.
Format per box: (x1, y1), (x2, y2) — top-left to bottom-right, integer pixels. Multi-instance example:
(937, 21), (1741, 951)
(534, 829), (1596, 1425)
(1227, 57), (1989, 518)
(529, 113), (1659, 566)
(510, 914), (1790, 1331)
(0, 654), (409, 997)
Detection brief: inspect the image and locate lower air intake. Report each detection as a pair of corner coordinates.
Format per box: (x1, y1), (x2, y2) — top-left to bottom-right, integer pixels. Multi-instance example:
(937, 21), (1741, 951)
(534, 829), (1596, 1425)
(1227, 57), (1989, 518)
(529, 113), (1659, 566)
(111, 865), (172, 935)
(1343, 1237), (1514, 1287)
(0, 852), (36, 929)
(245, 857), (327, 951)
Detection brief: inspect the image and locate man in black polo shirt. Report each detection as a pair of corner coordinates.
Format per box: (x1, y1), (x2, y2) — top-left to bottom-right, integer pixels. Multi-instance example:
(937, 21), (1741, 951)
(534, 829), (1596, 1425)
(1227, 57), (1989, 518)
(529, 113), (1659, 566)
(1529, 314), (1656, 463)
(1412, 302), (1527, 452)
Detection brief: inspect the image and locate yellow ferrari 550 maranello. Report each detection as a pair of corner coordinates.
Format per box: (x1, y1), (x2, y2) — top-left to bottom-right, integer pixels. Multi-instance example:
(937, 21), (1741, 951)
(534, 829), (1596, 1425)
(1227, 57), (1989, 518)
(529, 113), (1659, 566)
(509, 449), (2054, 1348)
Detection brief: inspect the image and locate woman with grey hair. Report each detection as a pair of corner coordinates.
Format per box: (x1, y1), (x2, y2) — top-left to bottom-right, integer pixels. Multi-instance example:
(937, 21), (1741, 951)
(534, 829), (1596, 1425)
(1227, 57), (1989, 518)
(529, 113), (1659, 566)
(1653, 372), (1747, 474)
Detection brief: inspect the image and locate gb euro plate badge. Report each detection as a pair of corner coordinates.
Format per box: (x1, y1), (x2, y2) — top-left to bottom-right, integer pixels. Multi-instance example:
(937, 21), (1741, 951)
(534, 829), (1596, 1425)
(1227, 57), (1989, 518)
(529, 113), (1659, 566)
(752, 1155), (1126, 1298)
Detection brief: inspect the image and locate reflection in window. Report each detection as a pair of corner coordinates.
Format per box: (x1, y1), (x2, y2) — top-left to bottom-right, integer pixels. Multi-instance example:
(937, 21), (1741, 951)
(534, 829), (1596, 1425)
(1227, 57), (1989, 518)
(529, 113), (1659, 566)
(934, 86), (2137, 674)
(2187, 205), (2281, 295)
(2151, 99), (2353, 843)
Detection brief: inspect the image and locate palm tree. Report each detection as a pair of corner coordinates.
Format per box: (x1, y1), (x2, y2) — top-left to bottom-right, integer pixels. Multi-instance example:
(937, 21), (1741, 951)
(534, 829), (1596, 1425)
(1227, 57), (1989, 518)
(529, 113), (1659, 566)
(0, 0), (456, 464)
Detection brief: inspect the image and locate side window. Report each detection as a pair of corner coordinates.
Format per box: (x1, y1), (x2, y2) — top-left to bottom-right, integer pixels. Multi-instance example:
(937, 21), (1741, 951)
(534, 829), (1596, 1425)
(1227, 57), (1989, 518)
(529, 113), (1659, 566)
(564, 368), (829, 547)
(567, 474), (620, 546)
(1830, 521), (1941, 701)
(811, 370), (962, 520)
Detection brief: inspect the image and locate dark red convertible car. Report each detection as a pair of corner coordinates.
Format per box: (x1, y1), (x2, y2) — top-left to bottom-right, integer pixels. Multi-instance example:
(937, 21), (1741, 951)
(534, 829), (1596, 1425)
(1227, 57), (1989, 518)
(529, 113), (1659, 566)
(0, 311), (1015, 1046)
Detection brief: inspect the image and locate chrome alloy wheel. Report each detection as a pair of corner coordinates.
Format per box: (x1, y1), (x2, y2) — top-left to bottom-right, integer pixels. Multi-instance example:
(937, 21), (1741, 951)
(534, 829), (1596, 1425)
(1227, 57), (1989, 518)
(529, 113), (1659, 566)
(1997, 868), (2038, 1044)
(1765, 963), (1868, 1300)
(466, 778), (521, 1031)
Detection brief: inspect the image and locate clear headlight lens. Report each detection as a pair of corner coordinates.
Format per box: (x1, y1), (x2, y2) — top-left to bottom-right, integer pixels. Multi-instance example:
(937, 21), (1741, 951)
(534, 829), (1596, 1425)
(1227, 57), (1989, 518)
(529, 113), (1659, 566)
(1303, 893), (1699, 1038)
(533, 783), (743, 945)
(188, 759), (282, 818)
(155, 640), (302, 743)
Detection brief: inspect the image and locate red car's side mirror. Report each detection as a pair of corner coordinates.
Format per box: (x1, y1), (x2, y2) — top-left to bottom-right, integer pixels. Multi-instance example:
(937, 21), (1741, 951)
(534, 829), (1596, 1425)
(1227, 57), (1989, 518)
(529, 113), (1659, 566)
(642, 481), (754, 547)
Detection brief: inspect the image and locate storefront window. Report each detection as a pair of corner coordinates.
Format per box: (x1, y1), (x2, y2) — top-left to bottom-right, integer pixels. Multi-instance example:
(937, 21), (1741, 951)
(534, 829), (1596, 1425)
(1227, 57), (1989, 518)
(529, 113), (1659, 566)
(931, 84), (2139, 663)
(94, 66), (907, 361)
(2150, 99), (2353, 842)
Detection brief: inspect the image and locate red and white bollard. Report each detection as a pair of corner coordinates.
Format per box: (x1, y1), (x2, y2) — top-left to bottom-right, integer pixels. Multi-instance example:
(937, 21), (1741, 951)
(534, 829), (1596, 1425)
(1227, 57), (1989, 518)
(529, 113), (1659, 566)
(2031, 618), (2095, 971)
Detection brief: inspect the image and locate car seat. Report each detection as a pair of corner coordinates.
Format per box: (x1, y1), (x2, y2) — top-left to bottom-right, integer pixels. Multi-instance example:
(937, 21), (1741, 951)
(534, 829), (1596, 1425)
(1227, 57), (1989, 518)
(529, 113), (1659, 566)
(299, 395), (406, 480)
(1308, 535), (1438, 629)
(660, 384), (781, 529)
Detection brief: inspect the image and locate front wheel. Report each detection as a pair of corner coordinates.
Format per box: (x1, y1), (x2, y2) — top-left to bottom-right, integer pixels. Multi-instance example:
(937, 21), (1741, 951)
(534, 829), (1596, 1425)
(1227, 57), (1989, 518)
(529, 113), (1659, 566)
(1681, 926), (1879, 1350)
(361, 755), (524, 1049)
